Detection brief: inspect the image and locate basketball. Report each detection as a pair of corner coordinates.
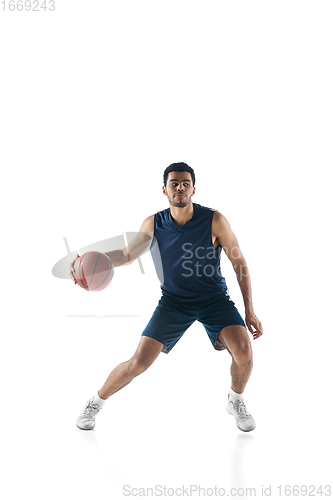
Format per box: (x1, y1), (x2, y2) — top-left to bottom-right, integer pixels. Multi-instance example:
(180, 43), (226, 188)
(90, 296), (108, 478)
(71, 251), (114, 292)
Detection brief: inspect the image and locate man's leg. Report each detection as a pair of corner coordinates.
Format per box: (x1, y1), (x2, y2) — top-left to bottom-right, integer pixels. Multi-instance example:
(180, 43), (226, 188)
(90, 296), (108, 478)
(217, 325), (255, 432)
(98, 335), (164, 400)
(76, 336), (164, 430)
(217, 324), (253, 394)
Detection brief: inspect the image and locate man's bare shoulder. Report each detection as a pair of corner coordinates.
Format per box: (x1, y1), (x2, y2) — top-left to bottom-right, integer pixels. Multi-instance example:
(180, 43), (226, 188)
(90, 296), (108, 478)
(211, 209), (231, 235)
(211, 209), (227, 223)
(139, 214), (155, 236)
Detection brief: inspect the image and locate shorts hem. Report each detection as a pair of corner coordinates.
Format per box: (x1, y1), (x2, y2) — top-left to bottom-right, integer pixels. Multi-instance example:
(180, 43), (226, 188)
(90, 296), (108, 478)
(141, 332), (169, 354)
(211, 320), (246, 350)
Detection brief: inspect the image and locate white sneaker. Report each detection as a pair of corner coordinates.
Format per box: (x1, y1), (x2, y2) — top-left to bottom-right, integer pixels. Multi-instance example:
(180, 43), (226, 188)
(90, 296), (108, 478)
(76, 397), (103, 430)
(226, 395), (256, 432)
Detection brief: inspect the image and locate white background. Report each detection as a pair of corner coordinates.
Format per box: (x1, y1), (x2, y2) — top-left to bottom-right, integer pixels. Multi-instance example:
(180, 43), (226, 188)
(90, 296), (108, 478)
(1, 1), (332, 499)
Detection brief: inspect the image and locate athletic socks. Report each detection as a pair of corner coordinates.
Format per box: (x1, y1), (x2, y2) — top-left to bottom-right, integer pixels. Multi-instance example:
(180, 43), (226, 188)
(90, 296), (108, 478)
(229, 387), (244, 402)
(92, 391), (107, 407)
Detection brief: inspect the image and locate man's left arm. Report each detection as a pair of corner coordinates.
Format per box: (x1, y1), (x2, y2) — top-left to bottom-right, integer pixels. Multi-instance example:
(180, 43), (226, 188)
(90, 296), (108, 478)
(212, 211), (263, 340)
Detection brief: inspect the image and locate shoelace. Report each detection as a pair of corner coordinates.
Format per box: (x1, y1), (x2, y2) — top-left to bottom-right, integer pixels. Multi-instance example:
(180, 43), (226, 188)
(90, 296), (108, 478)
(233, 399), (251, 417)
(82, 400), (101, 417)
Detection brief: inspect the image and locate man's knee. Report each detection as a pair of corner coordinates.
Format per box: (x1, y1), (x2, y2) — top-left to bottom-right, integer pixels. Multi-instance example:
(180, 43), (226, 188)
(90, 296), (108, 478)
(128, 356), (151, 377)
(128, 336), (163, 378)
(219, 325), (253, 365)
(232, 340), (253, 365)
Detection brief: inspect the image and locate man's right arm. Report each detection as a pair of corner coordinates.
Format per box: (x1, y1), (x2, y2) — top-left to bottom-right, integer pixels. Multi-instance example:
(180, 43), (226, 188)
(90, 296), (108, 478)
(105, 214), (154, 267)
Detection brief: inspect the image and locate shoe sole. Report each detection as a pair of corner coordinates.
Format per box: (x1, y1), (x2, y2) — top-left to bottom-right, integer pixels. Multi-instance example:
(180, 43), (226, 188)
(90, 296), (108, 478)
(76, 423), (95, 431)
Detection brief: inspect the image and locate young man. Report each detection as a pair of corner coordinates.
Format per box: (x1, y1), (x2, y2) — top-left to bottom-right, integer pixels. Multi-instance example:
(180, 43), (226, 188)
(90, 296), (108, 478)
(73, 162), (263, 432)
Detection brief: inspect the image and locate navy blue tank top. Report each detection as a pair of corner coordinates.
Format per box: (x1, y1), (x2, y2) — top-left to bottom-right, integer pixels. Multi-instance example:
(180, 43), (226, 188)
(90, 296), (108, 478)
(150, 203), (228, 302)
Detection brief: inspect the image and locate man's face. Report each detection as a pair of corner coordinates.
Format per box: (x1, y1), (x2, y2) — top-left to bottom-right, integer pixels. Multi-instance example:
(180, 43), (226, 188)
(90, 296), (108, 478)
(163, 171), (196, 208)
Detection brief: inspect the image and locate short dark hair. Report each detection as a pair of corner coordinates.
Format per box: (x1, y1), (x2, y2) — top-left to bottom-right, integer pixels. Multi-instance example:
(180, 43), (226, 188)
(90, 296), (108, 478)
(163, 162), (195, 187)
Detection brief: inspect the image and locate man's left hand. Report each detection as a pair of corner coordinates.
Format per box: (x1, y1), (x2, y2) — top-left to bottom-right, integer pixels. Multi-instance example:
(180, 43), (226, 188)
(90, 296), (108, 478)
(245, 310), (263, 340)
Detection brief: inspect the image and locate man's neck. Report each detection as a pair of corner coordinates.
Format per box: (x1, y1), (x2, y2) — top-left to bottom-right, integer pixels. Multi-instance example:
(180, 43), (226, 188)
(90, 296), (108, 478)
(169, 202), (196, 227)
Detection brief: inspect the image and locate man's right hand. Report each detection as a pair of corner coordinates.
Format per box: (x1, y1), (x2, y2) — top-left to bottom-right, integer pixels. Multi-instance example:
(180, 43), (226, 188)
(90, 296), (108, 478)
(69, 254), (80, 284)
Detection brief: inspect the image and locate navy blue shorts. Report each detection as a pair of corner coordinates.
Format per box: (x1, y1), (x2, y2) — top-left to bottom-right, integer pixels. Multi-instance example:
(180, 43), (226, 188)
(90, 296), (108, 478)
(141, 290), (246, 353)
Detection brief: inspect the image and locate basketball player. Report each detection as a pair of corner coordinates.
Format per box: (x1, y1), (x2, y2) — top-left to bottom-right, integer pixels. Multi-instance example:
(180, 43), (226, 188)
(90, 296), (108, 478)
(73, 163), (263, 432)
